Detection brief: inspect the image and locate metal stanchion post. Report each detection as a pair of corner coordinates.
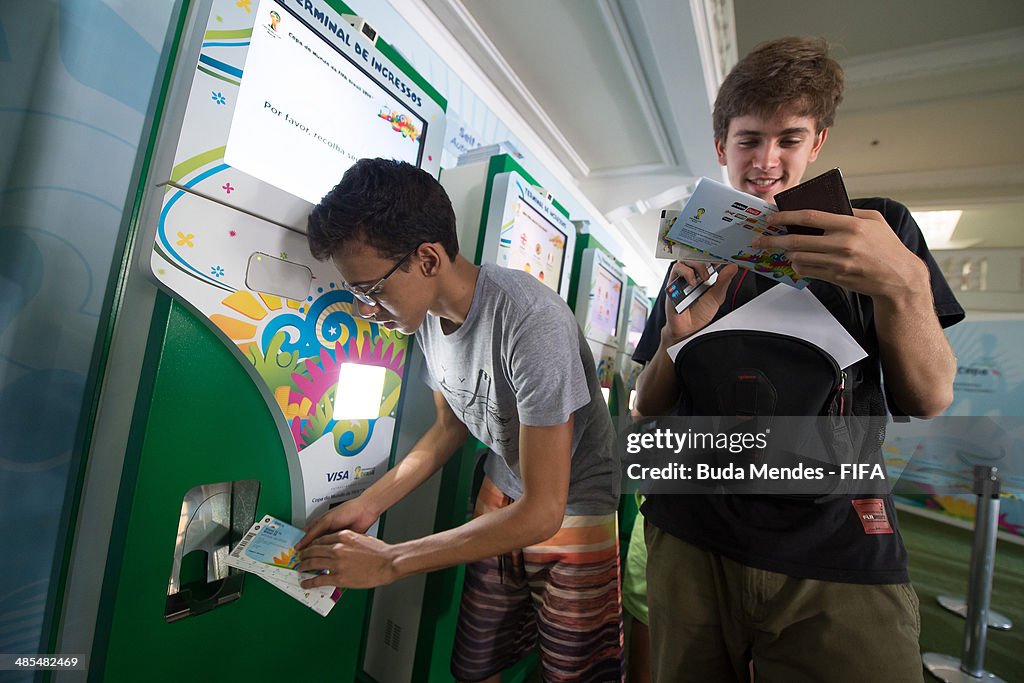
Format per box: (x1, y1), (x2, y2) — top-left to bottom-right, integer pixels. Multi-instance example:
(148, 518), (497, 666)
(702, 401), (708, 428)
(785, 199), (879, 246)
(936, 595), (1012, 632)
(923, 466), (1006, 682)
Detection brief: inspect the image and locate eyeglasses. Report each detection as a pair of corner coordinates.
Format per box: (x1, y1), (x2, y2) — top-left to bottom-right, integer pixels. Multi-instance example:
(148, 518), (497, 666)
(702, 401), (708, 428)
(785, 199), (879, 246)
(342, 245), (418, 306)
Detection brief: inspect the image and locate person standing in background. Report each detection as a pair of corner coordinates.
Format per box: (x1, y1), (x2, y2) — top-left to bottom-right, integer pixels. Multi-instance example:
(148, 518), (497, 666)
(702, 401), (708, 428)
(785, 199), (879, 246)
(632, 37), (963, 682)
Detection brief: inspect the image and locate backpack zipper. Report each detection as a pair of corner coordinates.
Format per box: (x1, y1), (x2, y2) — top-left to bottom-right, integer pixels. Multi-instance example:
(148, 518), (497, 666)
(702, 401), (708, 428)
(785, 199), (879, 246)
(836, 370), (848, 416)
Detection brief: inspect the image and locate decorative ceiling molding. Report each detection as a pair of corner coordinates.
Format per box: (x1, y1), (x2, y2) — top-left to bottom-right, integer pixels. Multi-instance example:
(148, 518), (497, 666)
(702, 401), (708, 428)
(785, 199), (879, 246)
(647, 181), (697, 211)
(688, 0), (738, 108)
(606, 205), (641, 224)
(608, 212), (661, 258)
(596, 0), (676, 169)
(419, 0), (590, 177)
(615, 0), (725, 181)
(843, 27), (1024, 88)
(688, 0), (737, 88)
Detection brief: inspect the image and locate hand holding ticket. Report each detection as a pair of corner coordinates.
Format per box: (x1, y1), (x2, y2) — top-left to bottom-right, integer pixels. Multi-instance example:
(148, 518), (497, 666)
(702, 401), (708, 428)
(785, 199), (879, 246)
(662, 177), (808, 288)
(667, 263), (721, 313)
(227, 514), (342, 616)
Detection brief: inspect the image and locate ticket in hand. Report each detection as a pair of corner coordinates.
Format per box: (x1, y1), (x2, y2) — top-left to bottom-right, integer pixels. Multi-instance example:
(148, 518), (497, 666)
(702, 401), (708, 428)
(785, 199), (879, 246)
(227, 514), (341, 616)
(667, 264), (721, 313)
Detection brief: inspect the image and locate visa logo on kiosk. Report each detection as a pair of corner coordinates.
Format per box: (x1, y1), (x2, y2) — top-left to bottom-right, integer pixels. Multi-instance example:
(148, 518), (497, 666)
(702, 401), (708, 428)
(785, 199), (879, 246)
(326, 470), (351, 482)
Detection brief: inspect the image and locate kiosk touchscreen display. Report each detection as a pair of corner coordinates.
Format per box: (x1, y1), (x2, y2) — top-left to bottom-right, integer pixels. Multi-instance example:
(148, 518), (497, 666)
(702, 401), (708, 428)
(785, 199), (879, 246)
(225, 0), (427, 203)
(497, 198), (568, 294)
(626, 297), (648, 353)
(589, 263), (622, 340)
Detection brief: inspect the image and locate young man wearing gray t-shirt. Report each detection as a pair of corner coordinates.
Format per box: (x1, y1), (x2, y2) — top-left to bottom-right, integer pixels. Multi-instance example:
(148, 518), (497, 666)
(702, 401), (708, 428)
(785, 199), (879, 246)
(297, 158), (623, 683)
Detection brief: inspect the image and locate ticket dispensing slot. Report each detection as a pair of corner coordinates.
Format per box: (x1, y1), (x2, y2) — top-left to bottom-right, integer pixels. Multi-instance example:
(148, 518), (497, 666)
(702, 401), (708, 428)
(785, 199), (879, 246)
(165, 480), (260, 622)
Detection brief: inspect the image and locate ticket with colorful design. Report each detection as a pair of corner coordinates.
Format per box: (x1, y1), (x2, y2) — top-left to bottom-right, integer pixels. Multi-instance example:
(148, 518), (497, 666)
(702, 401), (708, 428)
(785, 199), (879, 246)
(227, 514), (341, 616)
(655, 210), (721, 262)
(663, 177), (809, 288)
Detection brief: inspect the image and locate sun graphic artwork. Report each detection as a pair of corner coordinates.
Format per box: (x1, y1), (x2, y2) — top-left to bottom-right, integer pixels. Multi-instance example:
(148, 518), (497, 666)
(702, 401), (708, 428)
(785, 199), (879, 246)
(210, 289), (303, 356)
(210, 288), (409, 456)
(272, 547), (298, 568)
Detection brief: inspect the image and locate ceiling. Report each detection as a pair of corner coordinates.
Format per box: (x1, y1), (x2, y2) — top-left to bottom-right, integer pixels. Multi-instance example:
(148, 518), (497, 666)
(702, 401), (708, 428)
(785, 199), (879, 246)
(734, 0), (1024, 244)
(418, 0), (1024, 273)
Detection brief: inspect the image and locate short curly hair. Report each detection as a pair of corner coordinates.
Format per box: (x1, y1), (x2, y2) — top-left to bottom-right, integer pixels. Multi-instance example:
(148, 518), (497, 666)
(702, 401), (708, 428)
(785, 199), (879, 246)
(307, 158), (458, 263)
(713, 36), (844, 142)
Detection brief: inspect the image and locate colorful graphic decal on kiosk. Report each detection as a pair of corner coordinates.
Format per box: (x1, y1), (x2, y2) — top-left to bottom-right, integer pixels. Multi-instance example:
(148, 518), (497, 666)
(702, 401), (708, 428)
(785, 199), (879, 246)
(154, 188), (408, 520)
(593, 343), (617, 395)
(150, 0), (444, 521)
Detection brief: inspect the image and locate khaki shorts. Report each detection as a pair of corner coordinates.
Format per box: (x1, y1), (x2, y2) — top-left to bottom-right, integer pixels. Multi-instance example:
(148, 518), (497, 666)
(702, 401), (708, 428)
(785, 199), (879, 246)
(645, 523), (923, 683)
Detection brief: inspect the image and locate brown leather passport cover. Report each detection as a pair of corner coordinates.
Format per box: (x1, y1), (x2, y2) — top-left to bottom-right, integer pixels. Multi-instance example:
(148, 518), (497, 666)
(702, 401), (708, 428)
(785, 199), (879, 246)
(773, 167), (854, 235)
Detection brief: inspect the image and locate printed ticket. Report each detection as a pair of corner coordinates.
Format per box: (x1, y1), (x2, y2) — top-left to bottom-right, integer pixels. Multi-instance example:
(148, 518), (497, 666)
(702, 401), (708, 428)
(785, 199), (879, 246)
(663, 177), (809, 288)
(655, 211), (722, 262)
(227, 514), (341, 616)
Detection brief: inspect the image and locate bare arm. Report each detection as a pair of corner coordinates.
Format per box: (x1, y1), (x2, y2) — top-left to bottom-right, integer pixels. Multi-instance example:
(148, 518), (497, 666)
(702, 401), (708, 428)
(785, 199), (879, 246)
(872, 264), (956, 417)
(297, 417), (574, 588)
(634, 261), (738, 417)
(633, 334), (681, 417)
(297, 391), (469, 545)
(756, 208), (955, 416)
(388, 417), (572, 576)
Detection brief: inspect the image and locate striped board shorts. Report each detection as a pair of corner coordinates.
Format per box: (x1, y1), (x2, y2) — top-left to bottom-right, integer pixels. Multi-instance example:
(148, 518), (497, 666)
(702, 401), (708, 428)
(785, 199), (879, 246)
(450, 477), (624, 682)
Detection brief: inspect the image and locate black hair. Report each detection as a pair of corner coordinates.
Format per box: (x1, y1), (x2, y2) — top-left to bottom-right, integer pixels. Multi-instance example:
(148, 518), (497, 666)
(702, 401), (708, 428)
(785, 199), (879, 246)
(307, 158), (459, 263)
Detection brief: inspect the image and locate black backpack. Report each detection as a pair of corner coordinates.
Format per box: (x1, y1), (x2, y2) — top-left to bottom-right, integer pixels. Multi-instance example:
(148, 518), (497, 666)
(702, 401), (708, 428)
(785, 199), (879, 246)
(671, 277), (888, 499)
(674, 328), (851, 418)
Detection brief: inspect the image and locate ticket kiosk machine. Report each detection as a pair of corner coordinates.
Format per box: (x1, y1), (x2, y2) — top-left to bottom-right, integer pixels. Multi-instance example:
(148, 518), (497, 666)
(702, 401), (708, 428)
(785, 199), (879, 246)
(619, 283), (651, 414)
(570, 242), (628, 415)
(87, 0), (447, 679)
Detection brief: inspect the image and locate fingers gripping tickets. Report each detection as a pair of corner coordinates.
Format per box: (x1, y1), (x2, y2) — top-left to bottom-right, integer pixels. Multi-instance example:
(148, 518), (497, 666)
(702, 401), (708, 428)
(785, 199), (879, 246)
(659, 261), (738, 347)
(667, 264), (721, 313)
(296, 529), (399, 590)
(752, 208), (932, 301)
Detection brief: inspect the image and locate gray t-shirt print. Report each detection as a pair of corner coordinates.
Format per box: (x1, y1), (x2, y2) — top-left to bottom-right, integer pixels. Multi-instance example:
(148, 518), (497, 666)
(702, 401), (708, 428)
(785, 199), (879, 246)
(437, 366), (512, 450)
